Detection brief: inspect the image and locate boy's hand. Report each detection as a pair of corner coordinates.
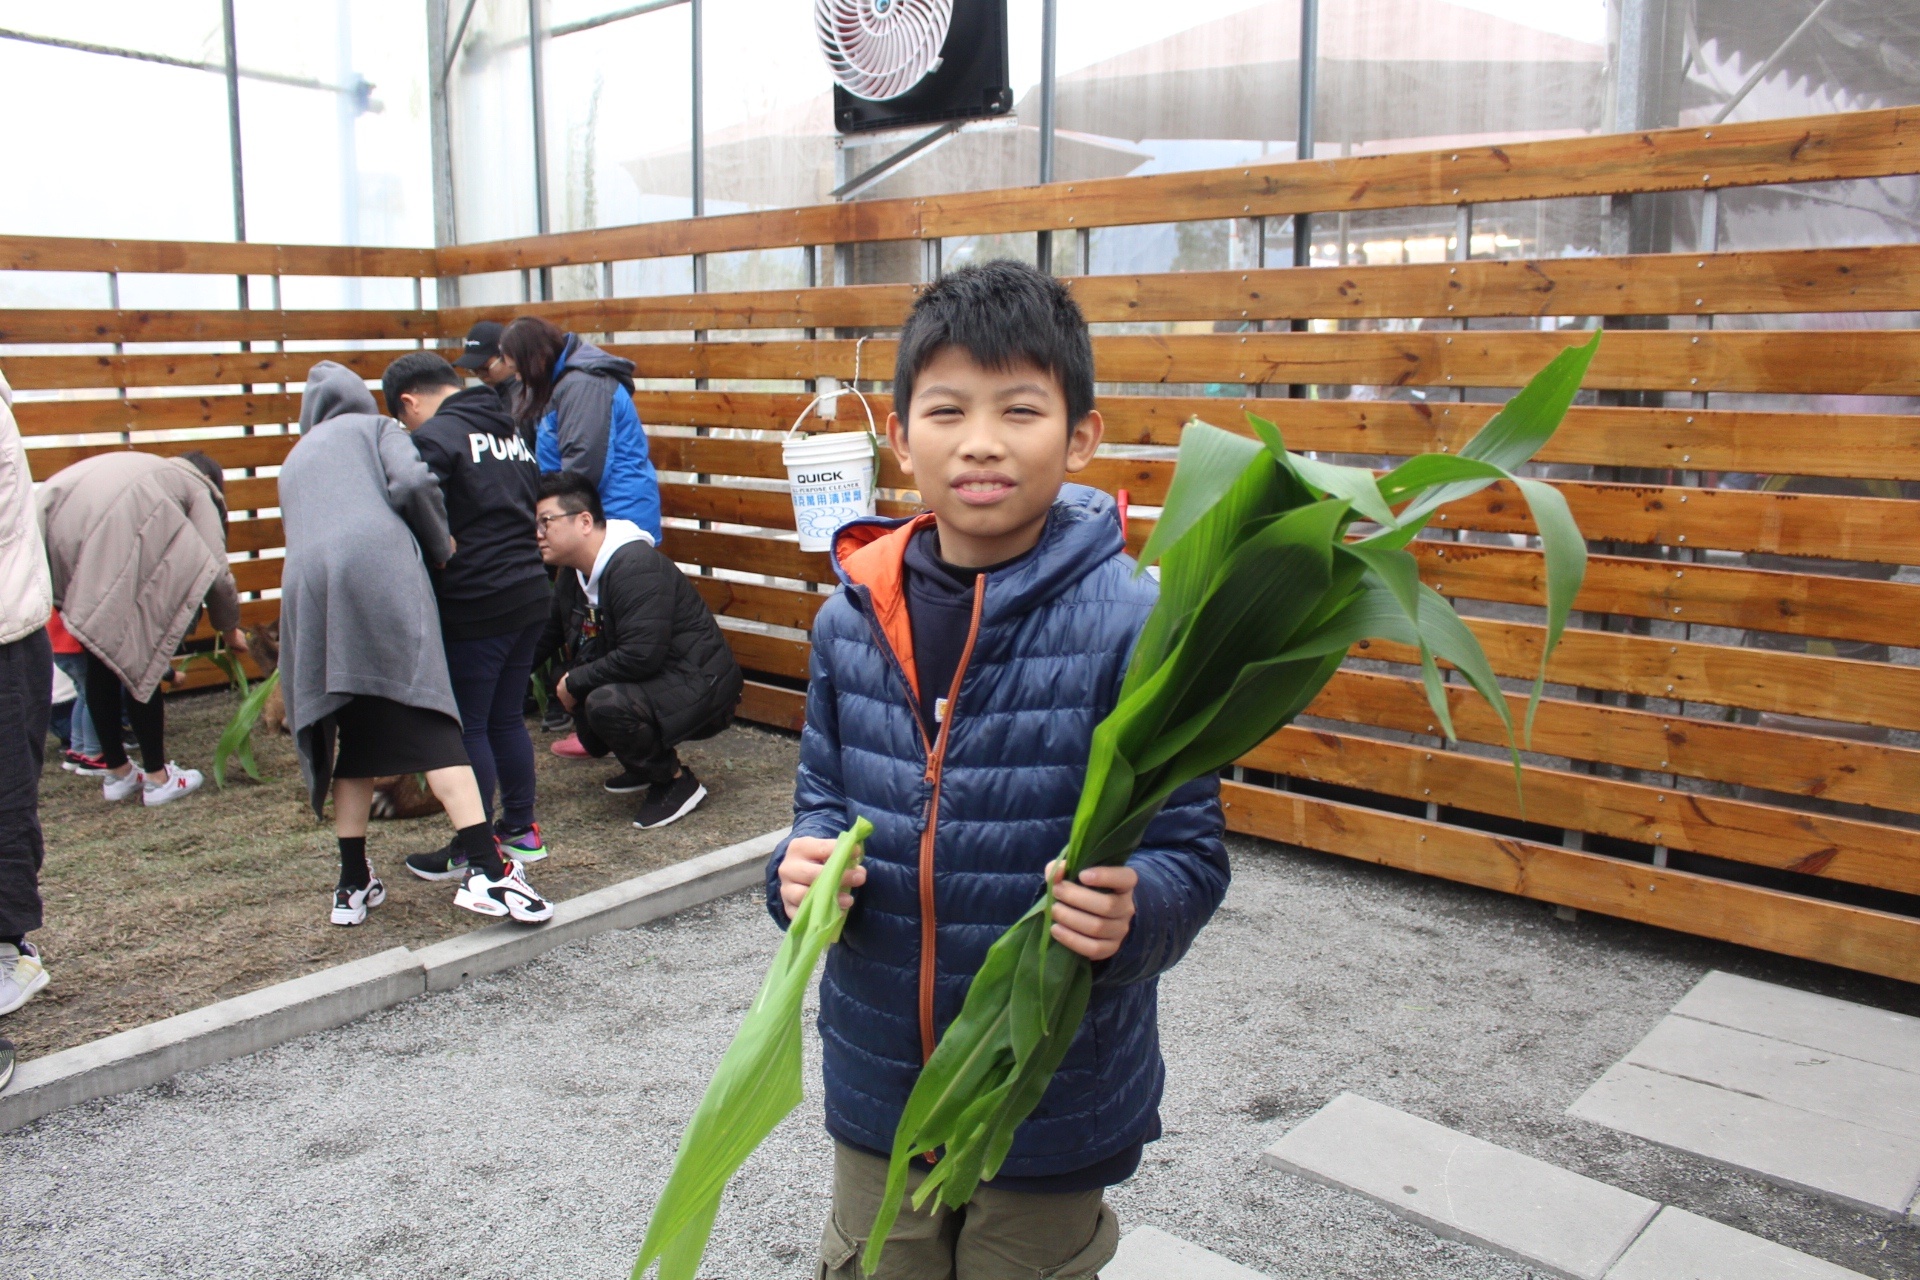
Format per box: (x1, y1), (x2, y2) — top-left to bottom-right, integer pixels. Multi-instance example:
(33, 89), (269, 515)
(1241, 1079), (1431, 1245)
(1047, 861), (1137, 962)
(778, 836), (867, 918)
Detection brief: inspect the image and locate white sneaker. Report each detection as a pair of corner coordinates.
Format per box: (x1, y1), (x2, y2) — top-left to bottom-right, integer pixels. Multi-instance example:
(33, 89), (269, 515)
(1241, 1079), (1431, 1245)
(0, 942), (49, 1016)
(101, 767), (144, 802)
(330, 875), (387, 927)
(454, 859), (553, 924)
(142, 763), (203, 807)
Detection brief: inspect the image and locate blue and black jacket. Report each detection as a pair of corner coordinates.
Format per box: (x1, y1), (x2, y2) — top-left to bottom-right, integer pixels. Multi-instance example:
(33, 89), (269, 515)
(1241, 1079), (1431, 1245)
(534, 334), (662, 540)
(767, 484), (1230, 1179)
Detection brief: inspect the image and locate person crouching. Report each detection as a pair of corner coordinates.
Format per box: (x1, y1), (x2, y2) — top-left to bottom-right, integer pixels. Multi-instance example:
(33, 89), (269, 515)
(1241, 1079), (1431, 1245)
(279, 361), (552, 927)
(532, 472), (742, 829)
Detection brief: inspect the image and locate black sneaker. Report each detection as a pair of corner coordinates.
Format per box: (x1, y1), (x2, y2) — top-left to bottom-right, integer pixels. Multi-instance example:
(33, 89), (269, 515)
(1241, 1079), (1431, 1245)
(633, 770), (707, 830)
(405, 843), (470, 882)
(541, 704), (572, 733)
(603, 768), (652, 794)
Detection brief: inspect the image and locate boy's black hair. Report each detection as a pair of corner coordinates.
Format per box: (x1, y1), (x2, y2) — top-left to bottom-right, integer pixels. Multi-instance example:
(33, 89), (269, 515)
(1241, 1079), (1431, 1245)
(538, 469), (605, 526)
(380, 351), (463, 418)
(893, 259), (1094, 428)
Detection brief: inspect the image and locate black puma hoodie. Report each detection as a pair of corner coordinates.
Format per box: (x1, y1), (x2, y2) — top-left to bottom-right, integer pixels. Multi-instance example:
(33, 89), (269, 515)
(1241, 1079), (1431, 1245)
(410, 385), (549, 639)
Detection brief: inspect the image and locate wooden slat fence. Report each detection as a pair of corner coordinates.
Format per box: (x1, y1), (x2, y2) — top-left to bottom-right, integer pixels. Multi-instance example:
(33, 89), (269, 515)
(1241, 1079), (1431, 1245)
(6, 106), (1919, 984)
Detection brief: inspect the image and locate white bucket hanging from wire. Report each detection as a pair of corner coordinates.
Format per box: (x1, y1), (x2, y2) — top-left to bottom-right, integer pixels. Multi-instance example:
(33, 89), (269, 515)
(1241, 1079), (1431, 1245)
(783, 336), (881, 552)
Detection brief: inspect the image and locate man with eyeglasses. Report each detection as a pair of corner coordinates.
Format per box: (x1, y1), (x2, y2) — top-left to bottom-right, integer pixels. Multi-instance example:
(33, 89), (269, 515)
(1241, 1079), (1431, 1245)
(532, 472), (742, 830)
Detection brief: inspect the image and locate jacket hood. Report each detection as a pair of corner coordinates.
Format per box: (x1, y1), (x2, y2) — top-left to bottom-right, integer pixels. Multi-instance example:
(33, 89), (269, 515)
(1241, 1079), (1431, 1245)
(430, 384), (518, 438)
(578, 517), (656, 605)
(299, 360), (379, 428)
(554, 334), (636, 391)
(833, 484), (1127, 699)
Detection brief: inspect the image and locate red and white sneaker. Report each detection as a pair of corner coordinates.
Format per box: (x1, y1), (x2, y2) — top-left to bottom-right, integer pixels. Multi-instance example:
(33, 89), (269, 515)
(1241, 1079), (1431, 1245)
(329, 875), (388, 927)
(101, 767), (144, 803)
(142, 762), (204, 807)
(62, 749), (110, 776)
(454, 859), (553, 924)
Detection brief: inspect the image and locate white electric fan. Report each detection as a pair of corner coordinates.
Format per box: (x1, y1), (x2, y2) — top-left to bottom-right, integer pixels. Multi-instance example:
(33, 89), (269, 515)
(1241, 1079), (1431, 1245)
(815, 0), (955, 101)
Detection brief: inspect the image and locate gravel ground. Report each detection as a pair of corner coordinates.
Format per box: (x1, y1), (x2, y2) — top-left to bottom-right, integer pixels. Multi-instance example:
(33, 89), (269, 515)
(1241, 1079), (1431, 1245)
(5, 835), (1918, 1280)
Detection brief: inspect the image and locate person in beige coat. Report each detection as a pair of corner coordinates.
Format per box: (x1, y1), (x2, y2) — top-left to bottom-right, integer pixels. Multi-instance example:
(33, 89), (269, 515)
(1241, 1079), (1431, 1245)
(36, 448), (246, 807)
(0, 367), (54, 1062)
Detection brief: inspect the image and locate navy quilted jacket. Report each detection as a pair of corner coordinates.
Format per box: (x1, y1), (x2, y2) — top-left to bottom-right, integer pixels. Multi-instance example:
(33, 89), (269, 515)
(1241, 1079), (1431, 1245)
(765, 484), (1229, 1177)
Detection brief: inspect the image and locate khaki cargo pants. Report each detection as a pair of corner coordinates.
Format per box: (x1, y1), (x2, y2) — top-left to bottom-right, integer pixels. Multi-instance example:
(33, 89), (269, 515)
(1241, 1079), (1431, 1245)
(818, 1143), (1121, 1280)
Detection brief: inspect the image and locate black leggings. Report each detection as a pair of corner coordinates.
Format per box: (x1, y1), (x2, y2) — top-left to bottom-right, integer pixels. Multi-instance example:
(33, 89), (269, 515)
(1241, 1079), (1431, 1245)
(85, 651), (165, 773)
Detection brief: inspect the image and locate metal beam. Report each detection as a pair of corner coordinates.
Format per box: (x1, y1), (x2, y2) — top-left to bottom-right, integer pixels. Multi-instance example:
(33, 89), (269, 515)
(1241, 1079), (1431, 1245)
(441, 0), (480, 84)
(1713, 0), (1838, 124)
(0, 25), (375, 102)
(829, 121), (963, 201)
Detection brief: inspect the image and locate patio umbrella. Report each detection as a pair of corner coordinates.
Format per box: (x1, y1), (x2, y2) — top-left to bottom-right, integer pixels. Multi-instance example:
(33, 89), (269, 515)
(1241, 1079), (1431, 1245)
(1023, 0), (1607, 149)
(622, 92), (1150, 210)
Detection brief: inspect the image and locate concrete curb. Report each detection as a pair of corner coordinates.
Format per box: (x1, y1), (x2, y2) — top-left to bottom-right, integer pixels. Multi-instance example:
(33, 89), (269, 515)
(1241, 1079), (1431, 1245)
(414, 826), (787, 992)
(0, 826), (788, 1134)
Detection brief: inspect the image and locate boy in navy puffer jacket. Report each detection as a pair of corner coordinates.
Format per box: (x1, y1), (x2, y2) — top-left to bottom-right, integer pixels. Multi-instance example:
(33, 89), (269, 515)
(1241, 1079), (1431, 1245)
(768, 260), (1229, 1280)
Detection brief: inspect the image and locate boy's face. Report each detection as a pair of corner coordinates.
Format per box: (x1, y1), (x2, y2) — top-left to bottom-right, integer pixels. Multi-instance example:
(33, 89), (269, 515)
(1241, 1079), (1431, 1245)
(887, 347), (1102, 569)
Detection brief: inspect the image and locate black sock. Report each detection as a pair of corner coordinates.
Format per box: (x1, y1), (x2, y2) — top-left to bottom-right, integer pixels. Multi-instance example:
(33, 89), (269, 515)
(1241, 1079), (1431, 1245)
(456, 822), (505, 879)
(338, 837), (370, 890)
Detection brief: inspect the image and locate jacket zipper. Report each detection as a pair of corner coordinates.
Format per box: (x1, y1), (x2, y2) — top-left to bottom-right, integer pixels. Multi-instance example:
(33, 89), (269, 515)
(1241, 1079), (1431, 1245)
(918, 576), (988, 1064)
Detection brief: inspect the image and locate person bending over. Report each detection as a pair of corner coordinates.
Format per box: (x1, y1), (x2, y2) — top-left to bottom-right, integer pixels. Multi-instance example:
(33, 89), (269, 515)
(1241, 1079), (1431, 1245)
(279, 361), (552, 928)
(37, 448), (244, 807)
(498, 315), (662, 541)
(770, 261), (1228, 1279)
(453, 319), (527, 448)
(532, 472), (741, 829)
(382, 352), (552, 873)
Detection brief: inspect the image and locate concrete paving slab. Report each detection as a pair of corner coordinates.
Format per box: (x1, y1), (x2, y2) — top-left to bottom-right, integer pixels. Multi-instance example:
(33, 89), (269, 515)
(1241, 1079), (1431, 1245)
(1674, 972), (1920, 1077)
(1104, 1226), (1271, 1280)
(1569, 1063), (1920, 1217)
(0, 946), (423, 1134)
(1606, 1206), (1869, 1280)
(1629, 1015), (1920, 1140)
(413, 826), (785, 991)
(1263, 1092), (1659, 1280)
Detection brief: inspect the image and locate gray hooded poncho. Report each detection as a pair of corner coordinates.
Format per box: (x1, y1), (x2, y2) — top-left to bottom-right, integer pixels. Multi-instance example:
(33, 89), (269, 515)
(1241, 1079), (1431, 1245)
(278, 361), (458, 815)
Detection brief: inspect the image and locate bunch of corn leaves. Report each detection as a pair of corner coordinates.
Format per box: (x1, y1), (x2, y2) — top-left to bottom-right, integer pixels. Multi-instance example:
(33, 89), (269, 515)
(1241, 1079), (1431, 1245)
(858, 331), (1601, 1272)
(175, 638), (279, 788)
(632, 816), (875, 1280)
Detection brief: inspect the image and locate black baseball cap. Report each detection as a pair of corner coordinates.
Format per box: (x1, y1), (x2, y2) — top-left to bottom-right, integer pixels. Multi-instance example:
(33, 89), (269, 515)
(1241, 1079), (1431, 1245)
(455, 320), (505, 370)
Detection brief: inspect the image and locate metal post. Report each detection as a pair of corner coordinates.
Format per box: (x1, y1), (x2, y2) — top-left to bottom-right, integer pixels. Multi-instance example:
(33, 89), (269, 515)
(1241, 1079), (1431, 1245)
(427, 0), (459, 301)
(690, 0), (706, 294)
(1453, 203), (1472, 403)
(1288, 0), (1318, 399)
(220, 0), (248, 313)
(529, 0), (552, 299)
(1036, 0), (1058, 271)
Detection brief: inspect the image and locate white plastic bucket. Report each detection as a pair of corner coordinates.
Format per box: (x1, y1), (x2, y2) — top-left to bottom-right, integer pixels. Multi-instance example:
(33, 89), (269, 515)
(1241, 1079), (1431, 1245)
(783, 430), (877, 552)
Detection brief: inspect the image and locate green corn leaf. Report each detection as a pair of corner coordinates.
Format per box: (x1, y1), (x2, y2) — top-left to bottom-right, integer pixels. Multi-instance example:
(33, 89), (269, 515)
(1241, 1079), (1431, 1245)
(1513, 476), (1586, 741)
(1133, 419), (1268, 571)
(212, 669), (278, 789)
(632, 817), (874, 1280)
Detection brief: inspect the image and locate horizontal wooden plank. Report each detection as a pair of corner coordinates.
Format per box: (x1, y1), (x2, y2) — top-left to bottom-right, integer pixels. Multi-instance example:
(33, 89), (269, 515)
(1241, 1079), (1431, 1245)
(611, 329), (1920, 397)
(0, 309), (437, 345)
(1414, 541), (1920, 648)
(11, 392), (303, 438)
(455, 244), (1920, 340)
(0, 235), (437, 277)
(439, 106), (1920, 274)
(1222, 781), (1920, 986)
(24, 433), (298, 481)
(222, 476), (282, 511)
(1308, 667), (1920, 813)
(654, 431), (1920, 565)
(722, 628), (811, 680)
(227, 517), (283, 555)
(736, 679), (807, 732)
(690, 577), (827, 632)
(657, 525), (833, 584)
(636, 391), (1920, 483)
(1362, 618), (1920, 734)
(679, 562), (1920, 733)
(0, 349), (418, 392)
(1243, 726), (1920, 898)
(230, 558), (284, 594)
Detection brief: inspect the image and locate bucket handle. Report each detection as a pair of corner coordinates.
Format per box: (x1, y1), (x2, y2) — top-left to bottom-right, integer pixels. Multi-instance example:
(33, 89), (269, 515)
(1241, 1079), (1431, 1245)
(786, 334), (879, 446)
